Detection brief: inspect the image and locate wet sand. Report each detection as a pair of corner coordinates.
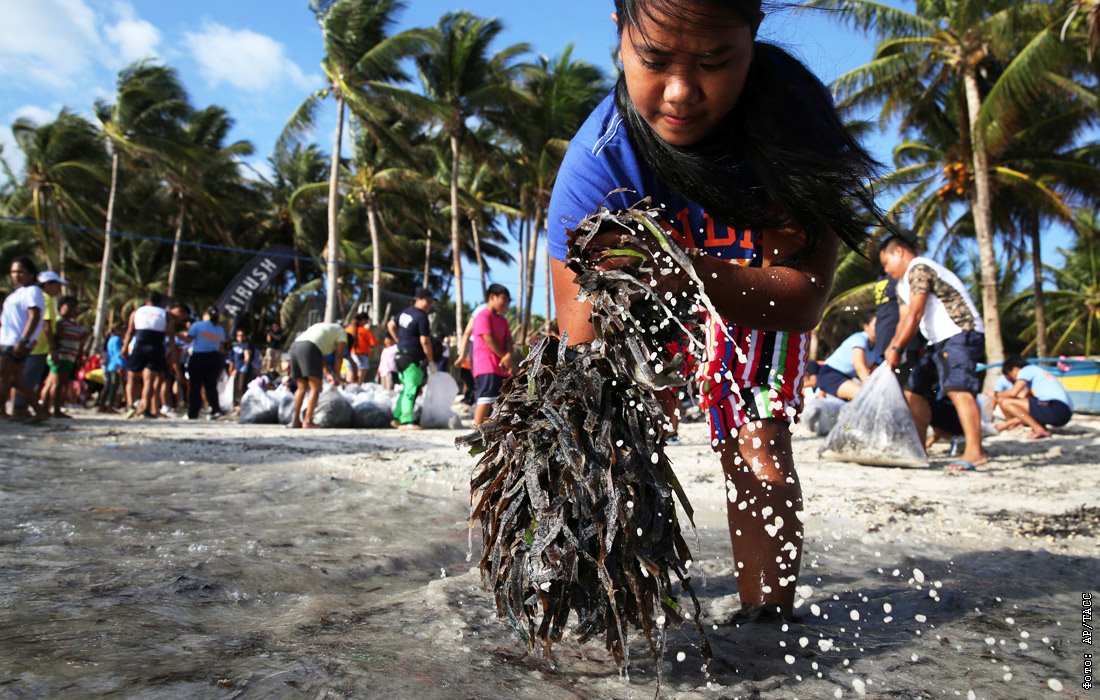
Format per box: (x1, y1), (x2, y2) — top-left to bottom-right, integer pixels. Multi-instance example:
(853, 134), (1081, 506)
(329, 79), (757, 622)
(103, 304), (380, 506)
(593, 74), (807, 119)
(1, 411), (1096, 699)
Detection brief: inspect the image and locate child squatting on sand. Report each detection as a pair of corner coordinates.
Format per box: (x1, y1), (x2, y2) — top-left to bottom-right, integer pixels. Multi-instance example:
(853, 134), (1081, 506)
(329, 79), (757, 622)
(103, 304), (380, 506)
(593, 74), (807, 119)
(548, 0), (889, 620)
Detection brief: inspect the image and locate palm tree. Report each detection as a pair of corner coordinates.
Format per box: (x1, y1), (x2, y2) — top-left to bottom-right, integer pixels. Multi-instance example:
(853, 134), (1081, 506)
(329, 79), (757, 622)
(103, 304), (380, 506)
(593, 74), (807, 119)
(266, 141), (331, 263)
(11, 109), (107, 278)
(457, 145), (521, 299)
(805, 0), (1078, 372)
(164, 106), (254, 298)
(92, 61), (191, 349)
(406, 11), (530, 333)
(1060, 0), (1100, 60)
(875, 80), (1099, 357)
(281, 0), (422, 323)
(507, 46), (606, 340)
(1008, 212), (1100, 354)
(345, 118), (429, 324)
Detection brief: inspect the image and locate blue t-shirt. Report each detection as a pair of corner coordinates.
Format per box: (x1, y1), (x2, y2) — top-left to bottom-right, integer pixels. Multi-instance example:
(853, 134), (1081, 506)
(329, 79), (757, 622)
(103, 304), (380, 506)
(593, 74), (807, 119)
(995, 365), (1073, 408)
(547, 91), (763, 266)
(824, 331), (870, 377)
(231, 340), (260, 371)
(188, 320), (226, 354)
(105, 335), (124, 372)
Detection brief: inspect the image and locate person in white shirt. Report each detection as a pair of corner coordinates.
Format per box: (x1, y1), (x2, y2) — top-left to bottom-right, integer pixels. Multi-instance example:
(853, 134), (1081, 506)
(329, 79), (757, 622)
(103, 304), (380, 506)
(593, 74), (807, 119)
(880, 233), (988, 471)
(0, 256), (48, 423)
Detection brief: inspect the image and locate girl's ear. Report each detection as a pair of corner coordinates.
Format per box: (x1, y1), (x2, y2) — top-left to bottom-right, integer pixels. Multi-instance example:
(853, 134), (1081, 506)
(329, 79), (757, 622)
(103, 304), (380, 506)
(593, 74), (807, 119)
(611, 11), (619, 26)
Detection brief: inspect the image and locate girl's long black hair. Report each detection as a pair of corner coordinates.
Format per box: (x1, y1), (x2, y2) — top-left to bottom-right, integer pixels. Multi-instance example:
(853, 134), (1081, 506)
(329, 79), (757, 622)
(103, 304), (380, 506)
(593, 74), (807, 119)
(613, 0), (891, 262)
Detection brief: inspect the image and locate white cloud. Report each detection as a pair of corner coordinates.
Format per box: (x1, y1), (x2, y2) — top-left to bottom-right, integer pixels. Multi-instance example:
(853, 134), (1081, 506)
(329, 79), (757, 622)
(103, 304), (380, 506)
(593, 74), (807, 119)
(0, 0), (102, 88)
(10, 105), (58, 126)
(184, 21), (318, 93)
(104, 5), (161, 65)
(0, 0), (163, 88)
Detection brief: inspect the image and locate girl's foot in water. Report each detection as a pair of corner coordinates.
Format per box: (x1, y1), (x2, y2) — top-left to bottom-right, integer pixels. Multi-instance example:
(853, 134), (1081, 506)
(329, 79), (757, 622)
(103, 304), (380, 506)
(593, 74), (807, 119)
(727, 603), (802, 626)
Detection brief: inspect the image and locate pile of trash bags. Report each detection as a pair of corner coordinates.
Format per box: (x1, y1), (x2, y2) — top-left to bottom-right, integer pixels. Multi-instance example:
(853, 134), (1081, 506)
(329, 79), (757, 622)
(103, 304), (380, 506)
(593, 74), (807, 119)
(235, 378), (461, 429)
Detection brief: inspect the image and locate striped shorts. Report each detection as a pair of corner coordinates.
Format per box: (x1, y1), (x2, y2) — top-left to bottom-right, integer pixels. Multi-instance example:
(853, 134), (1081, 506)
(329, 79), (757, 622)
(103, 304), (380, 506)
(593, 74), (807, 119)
(694, 314), (809, 449)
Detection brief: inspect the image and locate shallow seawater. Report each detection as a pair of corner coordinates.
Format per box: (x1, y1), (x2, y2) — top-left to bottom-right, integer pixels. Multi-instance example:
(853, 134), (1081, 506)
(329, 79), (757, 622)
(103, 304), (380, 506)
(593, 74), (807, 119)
(0, 428), (475, 698)
(1, 420), (1095, 699)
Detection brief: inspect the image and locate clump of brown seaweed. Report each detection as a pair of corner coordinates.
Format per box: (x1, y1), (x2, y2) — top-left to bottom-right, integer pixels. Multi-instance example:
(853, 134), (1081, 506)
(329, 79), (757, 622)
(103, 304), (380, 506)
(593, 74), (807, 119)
(458, 200), (710, 675)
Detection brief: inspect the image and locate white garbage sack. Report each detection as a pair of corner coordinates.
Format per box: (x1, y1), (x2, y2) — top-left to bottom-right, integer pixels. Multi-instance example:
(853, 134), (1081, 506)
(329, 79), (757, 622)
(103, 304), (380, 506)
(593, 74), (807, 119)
(819, 365), (928, 467)
(800, 395), (845, 436)
(418, 371), (459, 429)
(238, 386), (279, 424)
(216, 372), (234, 413)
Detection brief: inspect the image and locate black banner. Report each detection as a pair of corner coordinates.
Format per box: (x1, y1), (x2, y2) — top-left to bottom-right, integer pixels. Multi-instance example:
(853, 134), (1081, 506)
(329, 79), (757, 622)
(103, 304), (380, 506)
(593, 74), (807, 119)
(216, 245), (295, 321)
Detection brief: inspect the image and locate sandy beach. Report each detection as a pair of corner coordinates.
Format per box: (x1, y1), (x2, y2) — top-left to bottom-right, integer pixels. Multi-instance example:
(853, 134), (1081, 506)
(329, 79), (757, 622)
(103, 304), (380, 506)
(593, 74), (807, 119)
(1, 410), (1096, 699)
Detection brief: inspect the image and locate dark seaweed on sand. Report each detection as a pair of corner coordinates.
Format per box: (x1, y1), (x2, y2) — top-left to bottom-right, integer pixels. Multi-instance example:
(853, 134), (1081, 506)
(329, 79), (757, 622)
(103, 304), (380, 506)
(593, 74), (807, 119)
(458, 200), (711, 673)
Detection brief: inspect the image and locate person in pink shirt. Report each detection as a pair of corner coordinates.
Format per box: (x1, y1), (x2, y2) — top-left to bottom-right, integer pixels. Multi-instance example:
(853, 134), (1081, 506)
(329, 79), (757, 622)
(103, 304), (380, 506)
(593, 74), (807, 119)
(471, 284), (513, 427)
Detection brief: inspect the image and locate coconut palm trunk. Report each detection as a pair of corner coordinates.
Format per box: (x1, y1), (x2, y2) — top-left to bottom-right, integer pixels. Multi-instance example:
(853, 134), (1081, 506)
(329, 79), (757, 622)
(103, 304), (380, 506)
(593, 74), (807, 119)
(167, 196), (187, 299)
(1029, 225), (1049, 357)
(517, 216), (528, 330)
(423, 227), (432, 284)
(325, 92), (345, 323)
(366, 200), (382, 326)
(522, 207), (542, 343)
(92, 149), (120, 351)
(31, 189), (54, 271)
(450, 133), (465, 333)
(470, 217), (487, 300)
(962, 65), (1005, 382)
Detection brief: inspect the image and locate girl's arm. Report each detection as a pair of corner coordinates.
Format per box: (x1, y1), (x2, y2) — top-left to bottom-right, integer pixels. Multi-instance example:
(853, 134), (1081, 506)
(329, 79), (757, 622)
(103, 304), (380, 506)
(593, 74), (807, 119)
(690, 225), (840, 334)
(552, 225), (841, 343)
(551, 258), (596, 345)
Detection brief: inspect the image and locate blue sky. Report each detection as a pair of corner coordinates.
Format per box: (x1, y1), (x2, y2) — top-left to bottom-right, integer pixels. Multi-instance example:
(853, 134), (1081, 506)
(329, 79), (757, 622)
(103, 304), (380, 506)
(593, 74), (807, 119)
(0, 0), (1072, 301)
(0, 0), (890, 170)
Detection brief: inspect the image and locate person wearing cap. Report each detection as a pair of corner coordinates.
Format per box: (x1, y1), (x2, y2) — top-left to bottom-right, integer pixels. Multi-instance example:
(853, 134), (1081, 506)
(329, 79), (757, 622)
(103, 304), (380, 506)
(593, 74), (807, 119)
(287, 321), (350, 429)
(11, 269), (65, 418)
(1, 256), (49, 423)
(387, 288), (435, 429)
(186, 306), (227, 420)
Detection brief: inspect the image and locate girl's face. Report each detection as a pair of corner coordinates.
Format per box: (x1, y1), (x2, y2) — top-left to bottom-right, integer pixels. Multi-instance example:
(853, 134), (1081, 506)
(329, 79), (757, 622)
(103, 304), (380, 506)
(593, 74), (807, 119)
(618, 3), (755, 146)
